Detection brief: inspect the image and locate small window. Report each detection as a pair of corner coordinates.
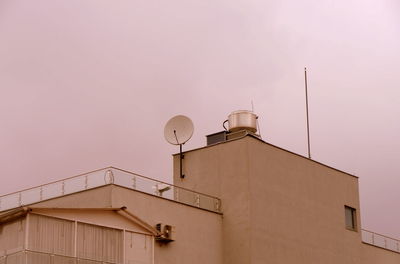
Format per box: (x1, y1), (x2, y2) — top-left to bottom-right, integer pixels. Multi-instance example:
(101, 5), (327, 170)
(345, 206), (357, 231)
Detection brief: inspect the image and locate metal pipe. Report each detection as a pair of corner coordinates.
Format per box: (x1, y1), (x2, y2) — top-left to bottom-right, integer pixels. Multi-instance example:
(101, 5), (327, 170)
(304, 67), (311, 159)
(180, 144), (184, 179)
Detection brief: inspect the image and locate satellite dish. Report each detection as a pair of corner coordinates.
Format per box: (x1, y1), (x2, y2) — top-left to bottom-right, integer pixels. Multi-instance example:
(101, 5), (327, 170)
(164, 115), (194, 145)
(164, 115), (194, 179)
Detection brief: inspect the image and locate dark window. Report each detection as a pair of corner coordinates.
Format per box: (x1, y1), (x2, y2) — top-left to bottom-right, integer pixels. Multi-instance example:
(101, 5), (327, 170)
(345, 206), (357, 231)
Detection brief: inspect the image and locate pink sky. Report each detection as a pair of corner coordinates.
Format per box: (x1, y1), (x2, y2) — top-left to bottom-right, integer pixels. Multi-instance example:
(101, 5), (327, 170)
(0, 0), (399, 238)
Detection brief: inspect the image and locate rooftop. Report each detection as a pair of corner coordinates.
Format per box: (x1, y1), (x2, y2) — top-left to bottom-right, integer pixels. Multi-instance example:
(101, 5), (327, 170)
(0, 167), (221, 214)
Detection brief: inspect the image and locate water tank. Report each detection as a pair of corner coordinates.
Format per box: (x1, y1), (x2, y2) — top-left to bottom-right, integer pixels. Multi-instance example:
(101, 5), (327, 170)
(228, 110), (257, 133)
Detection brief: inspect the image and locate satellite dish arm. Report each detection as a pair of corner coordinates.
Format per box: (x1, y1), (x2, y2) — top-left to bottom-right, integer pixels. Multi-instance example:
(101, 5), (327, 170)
(173, 129), (184, 178)
(173, 130), (179, 145)
(179, 144), (184, 179)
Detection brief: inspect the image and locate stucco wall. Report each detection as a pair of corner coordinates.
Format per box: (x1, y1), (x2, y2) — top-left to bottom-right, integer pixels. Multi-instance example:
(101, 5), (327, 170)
(31, 185), (113, 208)
(247, 137), (361, 264)
(361, 243), (400, 263)
(111, 186), (223, 264)
(175, 138), (252, 263)
(174, 136), (363, 264)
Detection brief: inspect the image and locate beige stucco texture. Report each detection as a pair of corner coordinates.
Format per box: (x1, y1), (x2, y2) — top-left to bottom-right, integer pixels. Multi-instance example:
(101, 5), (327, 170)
(173, 136), (395, 264)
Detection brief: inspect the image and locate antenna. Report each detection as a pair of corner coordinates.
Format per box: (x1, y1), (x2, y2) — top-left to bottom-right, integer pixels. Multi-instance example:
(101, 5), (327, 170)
(164, 115), (194, 179)
(304, 67), (311, 159)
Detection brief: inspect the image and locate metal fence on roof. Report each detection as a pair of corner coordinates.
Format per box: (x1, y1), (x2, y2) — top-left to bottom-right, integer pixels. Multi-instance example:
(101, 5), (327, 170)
(0, 167), (221, 214)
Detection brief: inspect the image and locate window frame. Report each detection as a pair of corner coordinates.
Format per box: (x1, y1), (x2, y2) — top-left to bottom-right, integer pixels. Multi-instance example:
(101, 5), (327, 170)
(344, 205), (357, 232)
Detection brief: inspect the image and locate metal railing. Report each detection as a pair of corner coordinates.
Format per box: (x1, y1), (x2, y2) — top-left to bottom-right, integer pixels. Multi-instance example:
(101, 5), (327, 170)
(0, 167), (221, 213)
(361, 229), (400, 253)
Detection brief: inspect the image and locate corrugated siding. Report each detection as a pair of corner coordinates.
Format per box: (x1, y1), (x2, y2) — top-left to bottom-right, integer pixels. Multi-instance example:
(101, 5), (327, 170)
(26, 251), (51, 264)
(125, 231), (152, 264)
(77, 222), (123, 263)
(26, 251), (76, 264)
(28, 214), (74, 256)
(0, 218), (25, 255)
(2, 251), (25, 264)
(0, 213), (154, 264)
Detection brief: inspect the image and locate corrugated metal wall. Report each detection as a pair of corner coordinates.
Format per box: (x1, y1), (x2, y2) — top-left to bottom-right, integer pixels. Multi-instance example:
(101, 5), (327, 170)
(2, 251), (25, 264)
(125, 231), (153, 264)
(28, 214), (74, 256)
(0, 219), (25, 256)
(77, 222), (123, 263)
(0, 213), (153, 264)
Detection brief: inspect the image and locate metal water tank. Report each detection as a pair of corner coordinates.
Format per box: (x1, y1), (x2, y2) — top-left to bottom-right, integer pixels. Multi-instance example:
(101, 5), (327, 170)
(228, 110), (257, 133)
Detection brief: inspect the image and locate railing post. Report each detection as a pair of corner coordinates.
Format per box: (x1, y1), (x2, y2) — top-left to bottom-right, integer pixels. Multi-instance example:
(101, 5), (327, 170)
(62, 181), (65, 195)
(40, 186), (43, 201)
(195, 194), (200, 207)
(215, 200), (221, 212)
(85, 175), (88, 189)
(175, 189), (179, 201)
(18, 192), (22, 206)
(372, 233), (375, 244)
(132, 176), (136, 189)
(384, 238), (387, 248)
(104, 170), (114, 184)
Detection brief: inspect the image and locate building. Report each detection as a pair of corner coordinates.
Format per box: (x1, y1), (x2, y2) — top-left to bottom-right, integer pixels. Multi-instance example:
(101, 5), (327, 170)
(1, 111), (399, 264)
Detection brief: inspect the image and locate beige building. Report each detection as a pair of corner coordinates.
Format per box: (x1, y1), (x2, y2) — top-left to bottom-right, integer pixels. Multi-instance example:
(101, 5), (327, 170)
(0, 114), (399, 263)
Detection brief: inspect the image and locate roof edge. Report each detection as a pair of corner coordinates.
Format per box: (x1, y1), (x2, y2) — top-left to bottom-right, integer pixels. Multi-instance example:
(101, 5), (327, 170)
(173, 134), (358, 179)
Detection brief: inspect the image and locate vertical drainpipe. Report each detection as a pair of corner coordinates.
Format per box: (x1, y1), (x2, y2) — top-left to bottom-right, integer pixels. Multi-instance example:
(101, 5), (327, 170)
(123, 230), (126, 264)
(152, 236), (155, 264)
(74, 221), (78, 258)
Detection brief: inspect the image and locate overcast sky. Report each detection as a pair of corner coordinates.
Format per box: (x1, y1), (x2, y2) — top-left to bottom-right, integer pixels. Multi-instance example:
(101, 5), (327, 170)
(0, 0), (399, 238)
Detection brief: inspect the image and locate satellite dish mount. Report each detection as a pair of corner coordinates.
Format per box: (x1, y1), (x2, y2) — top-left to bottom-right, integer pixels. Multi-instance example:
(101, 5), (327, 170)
(164, 115), (194, 179)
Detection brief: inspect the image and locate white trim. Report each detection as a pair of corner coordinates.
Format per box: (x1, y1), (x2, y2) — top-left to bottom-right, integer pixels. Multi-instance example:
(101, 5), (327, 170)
(24, 213), (29, 251)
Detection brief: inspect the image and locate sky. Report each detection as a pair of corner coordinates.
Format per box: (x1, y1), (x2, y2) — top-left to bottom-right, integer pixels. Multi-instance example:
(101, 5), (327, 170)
(0, 0), (399, 238)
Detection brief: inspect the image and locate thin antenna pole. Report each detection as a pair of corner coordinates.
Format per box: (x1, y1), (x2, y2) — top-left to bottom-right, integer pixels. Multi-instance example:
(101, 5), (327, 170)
(304, 67), (311, 159)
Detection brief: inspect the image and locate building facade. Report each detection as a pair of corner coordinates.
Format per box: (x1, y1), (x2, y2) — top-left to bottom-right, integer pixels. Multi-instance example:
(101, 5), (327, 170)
(0, 134), (399, 263)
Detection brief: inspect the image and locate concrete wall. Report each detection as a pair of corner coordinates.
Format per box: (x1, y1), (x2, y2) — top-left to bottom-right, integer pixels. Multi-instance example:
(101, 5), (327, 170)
(173, 136), (363, 264)
(111, 186), (223, 264)
(175, 137), (252, 263)
(361, 243), (400, 263)
(31, 185), (113, 209)
(247, 137), (361, 264)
